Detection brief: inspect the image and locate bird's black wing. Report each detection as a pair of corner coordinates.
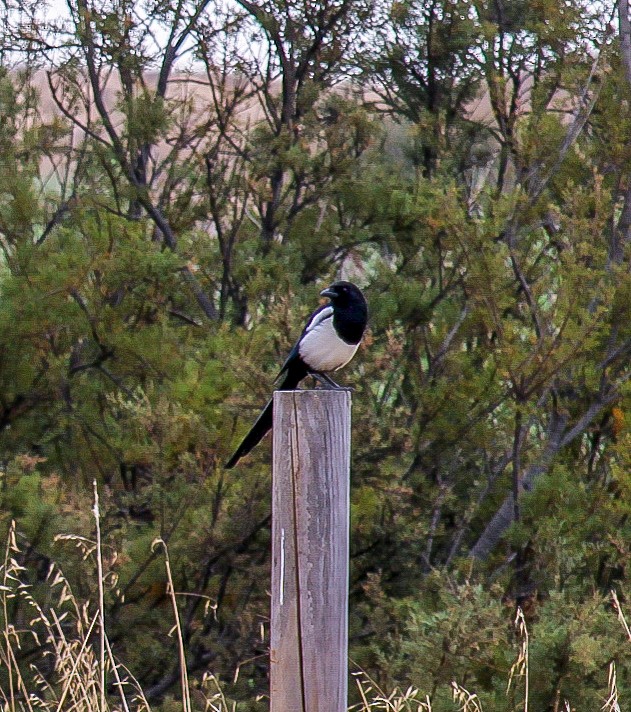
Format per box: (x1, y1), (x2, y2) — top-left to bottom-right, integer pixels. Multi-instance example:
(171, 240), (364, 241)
(225, 305), (331, 469)
(275, 303), (334, 381)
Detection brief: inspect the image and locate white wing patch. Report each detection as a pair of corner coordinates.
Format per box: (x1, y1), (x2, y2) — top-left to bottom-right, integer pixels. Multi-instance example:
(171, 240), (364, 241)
(305, 306), (334, 333)
(299, 313), (359, 372)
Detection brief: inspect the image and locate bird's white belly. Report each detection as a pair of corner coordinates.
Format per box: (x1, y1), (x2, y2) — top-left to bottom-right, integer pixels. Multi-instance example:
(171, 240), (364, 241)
(299, 317), (359, 372)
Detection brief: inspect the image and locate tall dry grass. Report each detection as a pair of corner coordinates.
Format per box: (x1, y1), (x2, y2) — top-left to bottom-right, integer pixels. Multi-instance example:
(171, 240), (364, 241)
(0, 482), (229, 712)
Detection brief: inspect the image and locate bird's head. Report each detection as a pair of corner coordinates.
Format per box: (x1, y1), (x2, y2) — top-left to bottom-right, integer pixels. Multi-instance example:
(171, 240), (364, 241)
(320, 281), (366, 311)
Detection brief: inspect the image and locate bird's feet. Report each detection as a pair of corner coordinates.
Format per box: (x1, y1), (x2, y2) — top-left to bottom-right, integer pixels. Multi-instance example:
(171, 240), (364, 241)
(311, 373), (354, 391)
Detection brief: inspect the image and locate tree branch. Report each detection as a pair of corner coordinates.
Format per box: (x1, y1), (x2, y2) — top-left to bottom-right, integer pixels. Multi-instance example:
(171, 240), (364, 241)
(470, 382), (626, 560)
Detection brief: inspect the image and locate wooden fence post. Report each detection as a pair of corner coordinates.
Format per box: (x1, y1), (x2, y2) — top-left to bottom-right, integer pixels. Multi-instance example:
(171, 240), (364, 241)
(270, 389), (351, 712)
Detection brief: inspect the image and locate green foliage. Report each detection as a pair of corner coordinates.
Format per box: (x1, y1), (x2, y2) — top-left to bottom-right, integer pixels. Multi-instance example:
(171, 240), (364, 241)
(357, 575), (631, 711)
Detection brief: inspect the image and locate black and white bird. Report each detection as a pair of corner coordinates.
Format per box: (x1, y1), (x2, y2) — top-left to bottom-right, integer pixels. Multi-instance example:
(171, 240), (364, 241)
(225, 281), (368, 469)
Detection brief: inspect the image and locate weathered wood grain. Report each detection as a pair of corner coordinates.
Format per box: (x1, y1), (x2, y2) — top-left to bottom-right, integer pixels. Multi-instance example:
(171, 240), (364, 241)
(270, 389), (351, 712)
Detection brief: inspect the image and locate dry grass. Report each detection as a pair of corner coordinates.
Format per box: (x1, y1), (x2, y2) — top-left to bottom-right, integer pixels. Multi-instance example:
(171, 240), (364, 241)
(507, 607), (529, 712)
(450, 682), (484, 712)
(605, 589), (629, 712)
(351, 670), (432, 711)
(0, 484), (230, 712)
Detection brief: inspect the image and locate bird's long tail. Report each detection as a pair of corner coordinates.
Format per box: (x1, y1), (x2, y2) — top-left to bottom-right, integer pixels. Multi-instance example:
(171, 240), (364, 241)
(225, 398), (273, 469)
(224, 370), (302, 469)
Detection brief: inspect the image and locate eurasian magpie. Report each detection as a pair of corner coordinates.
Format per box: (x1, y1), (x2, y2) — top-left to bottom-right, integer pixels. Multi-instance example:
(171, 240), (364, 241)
(225, 281), (368, 469)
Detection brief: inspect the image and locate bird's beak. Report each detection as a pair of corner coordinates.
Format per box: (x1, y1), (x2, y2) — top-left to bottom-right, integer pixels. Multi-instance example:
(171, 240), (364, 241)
(320, 287), (336, 299)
